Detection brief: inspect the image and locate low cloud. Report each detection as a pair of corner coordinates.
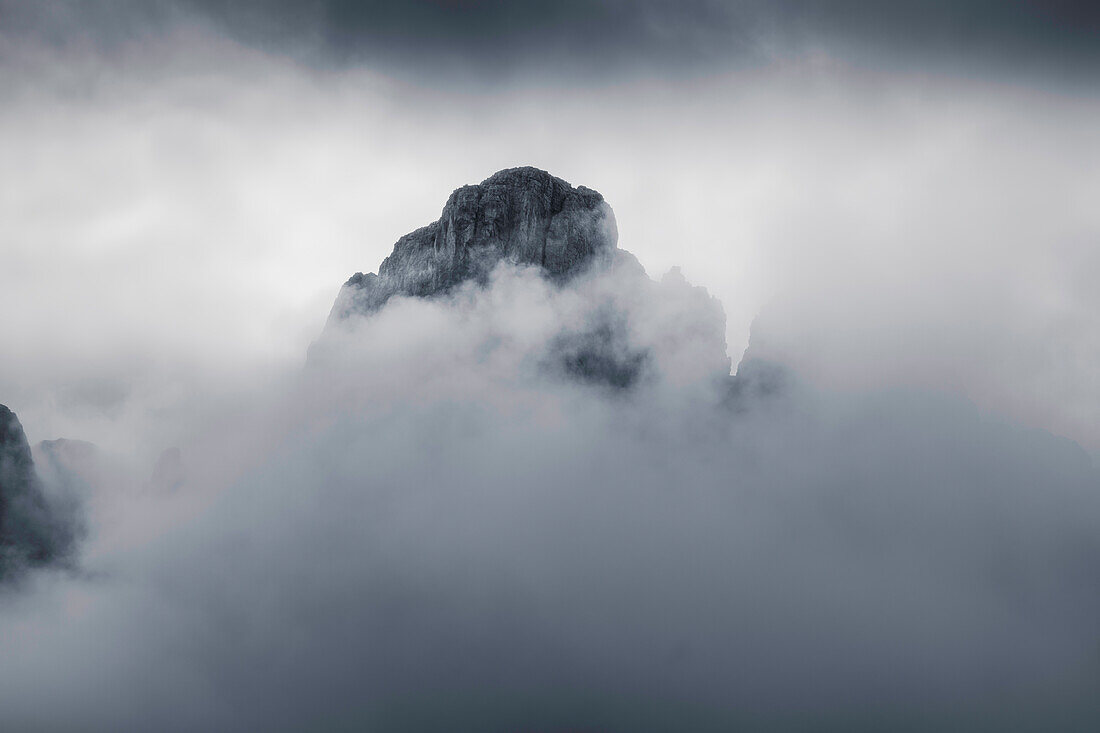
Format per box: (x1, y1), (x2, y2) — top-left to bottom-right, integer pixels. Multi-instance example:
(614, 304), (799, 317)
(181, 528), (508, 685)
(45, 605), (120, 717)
(1, 259), (1097, 730)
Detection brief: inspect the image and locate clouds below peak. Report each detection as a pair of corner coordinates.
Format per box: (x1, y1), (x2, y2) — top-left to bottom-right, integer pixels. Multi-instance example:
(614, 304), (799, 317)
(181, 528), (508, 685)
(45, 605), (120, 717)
(3, 256), (1099, 731)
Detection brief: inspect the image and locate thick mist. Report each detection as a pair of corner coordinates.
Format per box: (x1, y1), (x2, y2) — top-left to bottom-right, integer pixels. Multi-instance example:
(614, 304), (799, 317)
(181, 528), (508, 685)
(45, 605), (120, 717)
(2, 259), (1099, 730)
(1, 5), (1099, 731)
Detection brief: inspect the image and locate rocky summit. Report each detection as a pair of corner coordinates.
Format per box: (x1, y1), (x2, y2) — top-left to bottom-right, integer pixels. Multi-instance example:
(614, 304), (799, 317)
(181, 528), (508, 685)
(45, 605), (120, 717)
(316, 166), (781, 400)
(329, 167), (618, 320)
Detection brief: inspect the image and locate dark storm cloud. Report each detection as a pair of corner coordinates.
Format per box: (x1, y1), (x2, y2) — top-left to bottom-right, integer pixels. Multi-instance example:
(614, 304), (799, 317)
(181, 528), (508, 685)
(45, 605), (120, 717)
(6, 1), (1100, 82)
(180, 0), (1100, 76)
(797, 0), (1100, 81)
(0, 0), (755, 79)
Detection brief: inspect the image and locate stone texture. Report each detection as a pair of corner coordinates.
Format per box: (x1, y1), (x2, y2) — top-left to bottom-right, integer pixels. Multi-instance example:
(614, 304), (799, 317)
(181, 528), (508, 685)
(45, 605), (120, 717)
(0, 405), (77, 577)
(329, 167), (618, 320)
(548, 304), (650, 391)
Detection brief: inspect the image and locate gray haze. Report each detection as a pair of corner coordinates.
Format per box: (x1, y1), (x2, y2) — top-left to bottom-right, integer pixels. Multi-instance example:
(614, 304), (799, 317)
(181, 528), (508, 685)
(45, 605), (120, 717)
(3, 259), (1099, 731)
(0, 2), (1099, 731)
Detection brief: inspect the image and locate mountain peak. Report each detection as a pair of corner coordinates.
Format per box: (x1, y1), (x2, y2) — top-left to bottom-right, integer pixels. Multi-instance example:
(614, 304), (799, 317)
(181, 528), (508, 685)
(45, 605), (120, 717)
(330, 167), (618, 320)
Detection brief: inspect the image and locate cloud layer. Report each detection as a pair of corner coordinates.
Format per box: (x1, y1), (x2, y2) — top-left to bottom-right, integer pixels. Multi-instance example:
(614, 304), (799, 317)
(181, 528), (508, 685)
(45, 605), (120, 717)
(2, 258), (1098, 730)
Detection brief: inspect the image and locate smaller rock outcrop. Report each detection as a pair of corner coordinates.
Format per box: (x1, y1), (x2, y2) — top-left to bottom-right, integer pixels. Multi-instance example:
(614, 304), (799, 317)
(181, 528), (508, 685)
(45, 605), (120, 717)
(0, 405), (78, 579)
(147, 446), (185, 493)
(35, 438), (109, 499)
(723, 323), (793, 413)
(550, 310), (650, 390)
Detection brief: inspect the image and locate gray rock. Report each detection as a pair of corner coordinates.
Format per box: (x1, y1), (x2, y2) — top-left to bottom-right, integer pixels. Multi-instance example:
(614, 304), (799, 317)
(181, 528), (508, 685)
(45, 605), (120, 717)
(317, 166), (788, 400)
(546, 303), (650, 391)
(329, 167), (618, 320)
(0, 405), (78, 578)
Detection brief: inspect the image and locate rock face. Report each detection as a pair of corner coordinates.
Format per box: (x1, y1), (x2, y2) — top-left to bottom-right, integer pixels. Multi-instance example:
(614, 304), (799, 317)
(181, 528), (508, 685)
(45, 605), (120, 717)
(317, 166), (783, 400)
(330, 167), (618, 320)
(0, 405), (76, 578)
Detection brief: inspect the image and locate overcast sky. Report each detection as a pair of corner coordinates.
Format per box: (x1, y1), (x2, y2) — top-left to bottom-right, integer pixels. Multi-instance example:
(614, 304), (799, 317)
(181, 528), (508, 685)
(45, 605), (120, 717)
(0, 2), (1098, 730)
(2, 0), (1097, 454)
